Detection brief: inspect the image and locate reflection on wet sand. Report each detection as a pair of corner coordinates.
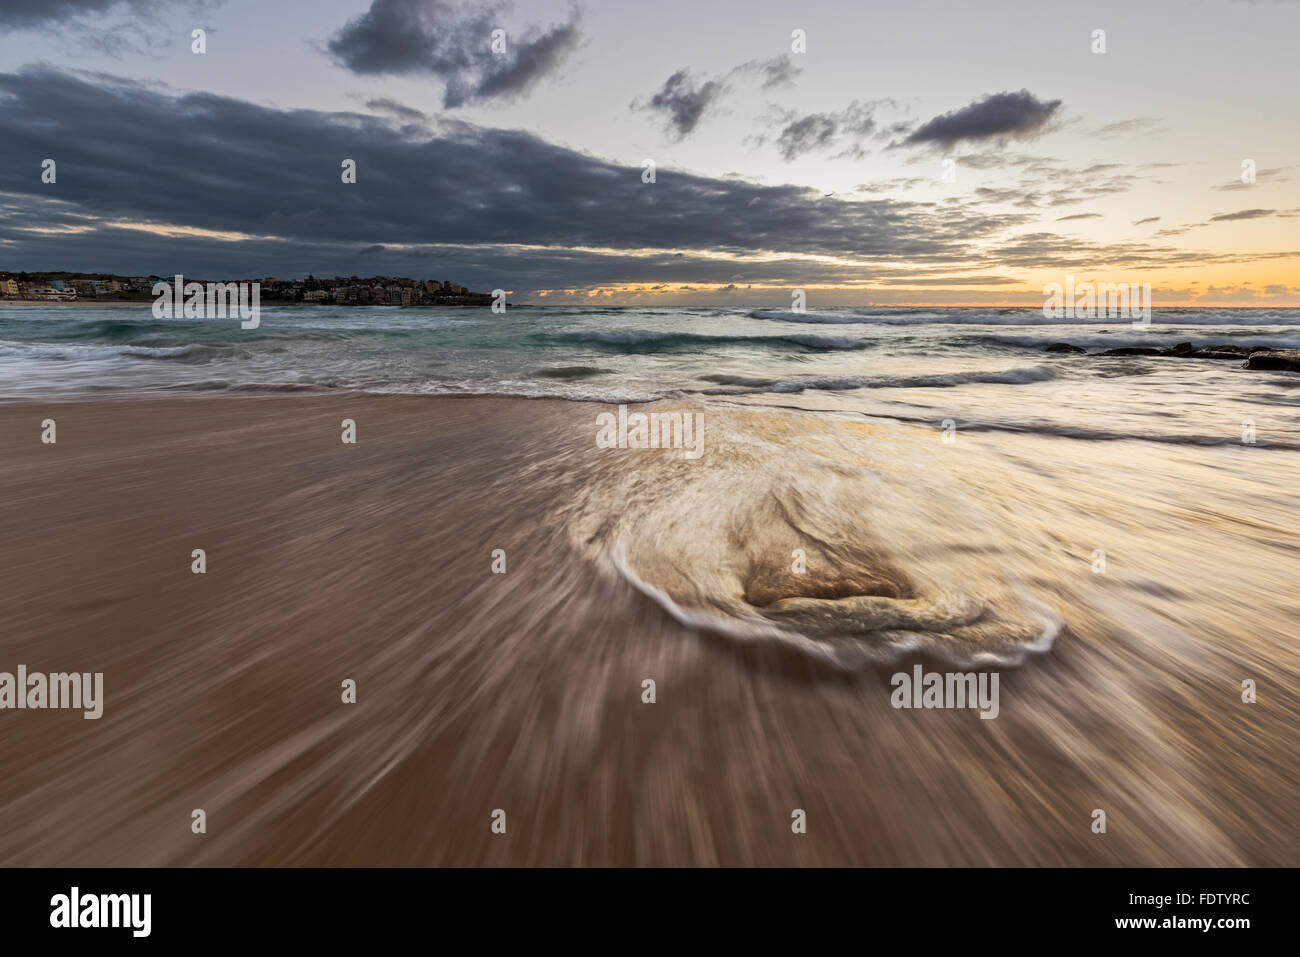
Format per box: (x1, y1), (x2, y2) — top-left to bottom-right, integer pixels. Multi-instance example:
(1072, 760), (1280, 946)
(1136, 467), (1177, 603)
(0, 394), (1295, 865)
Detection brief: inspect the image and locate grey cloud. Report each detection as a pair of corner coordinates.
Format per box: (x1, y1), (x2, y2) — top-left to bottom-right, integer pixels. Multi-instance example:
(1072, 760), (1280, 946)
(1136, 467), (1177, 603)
(0, 0), (217, 56)
(775, 114), (837, 160)
(0, 0), (216, 28)
(635, 70), (727, 138)
(733, 55), (801, 90)
(0, 67), (1024, 279)
(2, 68), (1280, 293)
(965, 159), (1145, 211)
(903, 90), (1062, 149)
(1133, 216), (1160, 225)
(954, 151), (1056, 171)
(327, 0), (581, 108)
(1056, 213), (1101, 221)
(873, 275), (1023, 286)
(0, 0), (140, 25)
(773, 101), (884, 161)
(365, 97), (427, 122)
(1216, 167), (1291, 191)
(635, 55), (801, 138)
(1091, 117), (1160, 137)
(1209, 208), (1275, 221)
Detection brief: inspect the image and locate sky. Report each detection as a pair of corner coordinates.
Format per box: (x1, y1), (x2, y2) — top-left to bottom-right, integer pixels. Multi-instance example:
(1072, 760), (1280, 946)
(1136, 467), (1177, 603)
(0, 0), (1297, 306)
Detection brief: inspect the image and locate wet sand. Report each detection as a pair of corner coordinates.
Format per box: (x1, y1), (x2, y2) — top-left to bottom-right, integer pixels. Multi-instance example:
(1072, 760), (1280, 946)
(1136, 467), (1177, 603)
(0, 393), (1296, 865)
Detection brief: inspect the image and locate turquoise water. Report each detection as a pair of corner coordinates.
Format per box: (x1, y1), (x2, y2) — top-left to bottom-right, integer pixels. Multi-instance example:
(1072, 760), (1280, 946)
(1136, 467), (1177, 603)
(3, 303), (1300, 447)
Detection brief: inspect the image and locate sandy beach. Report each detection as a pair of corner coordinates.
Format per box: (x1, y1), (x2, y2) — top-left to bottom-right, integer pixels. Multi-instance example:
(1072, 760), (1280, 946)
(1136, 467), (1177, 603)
(1, 392), (1295, 866)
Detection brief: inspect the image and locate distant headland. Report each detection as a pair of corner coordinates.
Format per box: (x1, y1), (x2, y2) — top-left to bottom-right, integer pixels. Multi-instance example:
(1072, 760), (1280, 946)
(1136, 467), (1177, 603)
(0, 271), (496, 306)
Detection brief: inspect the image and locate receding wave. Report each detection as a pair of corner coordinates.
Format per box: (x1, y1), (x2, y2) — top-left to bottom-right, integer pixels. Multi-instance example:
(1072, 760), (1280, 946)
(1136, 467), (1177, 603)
(0, 317), (417, 345)
(534, 365), (611, 380)
(697, 366), (1058, 395)
(0, 340), (212, 361)
(565, 405), (1062, 668)
(840, 410), (1300, 451)
(749, 308), (1300, 327)
(747, 309), (946, 324)
(532, 330), (868, 352)
(968, 332), (1300, 352)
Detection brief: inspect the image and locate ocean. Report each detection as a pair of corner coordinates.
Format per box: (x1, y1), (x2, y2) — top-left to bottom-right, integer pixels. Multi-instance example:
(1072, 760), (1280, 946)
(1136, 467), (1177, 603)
(4, 304), (1300, 431)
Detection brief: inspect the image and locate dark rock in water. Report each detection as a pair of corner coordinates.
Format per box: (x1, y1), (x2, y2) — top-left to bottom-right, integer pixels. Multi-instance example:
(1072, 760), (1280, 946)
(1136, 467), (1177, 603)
(1044, 342), (1087, 354)
(1243, 349), (1300, 372)
(536, 365), (610, 380)
(1168, 344), (1249, 360)
(1083, 342), (1273, 365)
(1199, 349), (1250, 361)
(1098, 347), (1163, 356)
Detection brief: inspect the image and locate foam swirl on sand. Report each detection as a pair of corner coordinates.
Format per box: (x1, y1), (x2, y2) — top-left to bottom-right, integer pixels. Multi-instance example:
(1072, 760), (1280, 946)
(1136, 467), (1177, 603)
(567, 404), (1062, 669)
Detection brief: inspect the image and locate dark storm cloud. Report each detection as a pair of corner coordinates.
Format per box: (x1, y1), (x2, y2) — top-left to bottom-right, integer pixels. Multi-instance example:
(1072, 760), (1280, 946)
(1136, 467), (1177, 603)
(2, 69), (1274, 289)
(326, 0), (581, 108)
(903, 90), (1062, 148)
(0, 67), (1031, 277)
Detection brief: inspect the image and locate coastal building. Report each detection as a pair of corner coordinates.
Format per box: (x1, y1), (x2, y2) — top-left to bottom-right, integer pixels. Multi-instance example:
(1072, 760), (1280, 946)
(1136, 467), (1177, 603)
(29, 284), (76, 301)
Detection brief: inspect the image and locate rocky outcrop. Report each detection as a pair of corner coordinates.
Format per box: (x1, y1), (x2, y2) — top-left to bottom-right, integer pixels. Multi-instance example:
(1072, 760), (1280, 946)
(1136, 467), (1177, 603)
(1243, 349), (1300, 372)
(1167, 342), (1249, 361)
(1043, 341), (1296, 372)
(1097, 346), (1163, 356)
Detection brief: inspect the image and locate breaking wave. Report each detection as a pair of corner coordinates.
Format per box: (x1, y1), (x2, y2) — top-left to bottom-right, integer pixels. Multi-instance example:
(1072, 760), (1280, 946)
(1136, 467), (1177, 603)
(748, 307), (1300, 327)
(564, 405), (1063, 668)
(696, 366), (1058, 394)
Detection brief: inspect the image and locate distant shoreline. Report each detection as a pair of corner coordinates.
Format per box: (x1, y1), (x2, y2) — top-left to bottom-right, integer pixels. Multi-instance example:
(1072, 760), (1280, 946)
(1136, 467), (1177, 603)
(0, 299), (501, 308)
(1, 299), (150, 307)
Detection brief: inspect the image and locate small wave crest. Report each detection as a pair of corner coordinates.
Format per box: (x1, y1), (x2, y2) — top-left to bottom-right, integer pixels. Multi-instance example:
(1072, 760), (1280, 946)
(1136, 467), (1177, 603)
(698, 366), (1057, 395)
(533, 330), (868, 352)
(748, 308), (1300, 327)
